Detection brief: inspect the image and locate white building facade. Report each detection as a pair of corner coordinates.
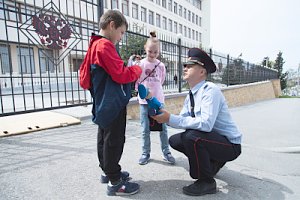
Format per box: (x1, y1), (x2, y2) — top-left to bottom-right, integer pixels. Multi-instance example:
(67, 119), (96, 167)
(0, 0), (211, 76)
(104, 0), (211, 48)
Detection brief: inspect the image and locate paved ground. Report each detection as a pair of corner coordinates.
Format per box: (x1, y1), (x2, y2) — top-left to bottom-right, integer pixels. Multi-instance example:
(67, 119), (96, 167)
(0, 98), (299, 200)
(0, 111), (80, 137)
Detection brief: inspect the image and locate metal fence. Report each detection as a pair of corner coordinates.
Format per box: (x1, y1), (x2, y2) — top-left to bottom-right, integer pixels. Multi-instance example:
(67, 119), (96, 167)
(0, 0), (98, 116)
(121, 30), (278, 90)
(0, 0), (277, 117)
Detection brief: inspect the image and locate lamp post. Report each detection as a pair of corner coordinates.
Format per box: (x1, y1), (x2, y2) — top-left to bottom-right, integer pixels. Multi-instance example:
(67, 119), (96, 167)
(98, 0), (104, 22)
(177, 33), (182, 93)
(297, 63), (300, 96)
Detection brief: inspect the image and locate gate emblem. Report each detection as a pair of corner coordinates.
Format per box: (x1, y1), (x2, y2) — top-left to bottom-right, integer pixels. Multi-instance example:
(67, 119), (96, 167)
(19, 2), (81, 65)
(32, 14), (72, 49)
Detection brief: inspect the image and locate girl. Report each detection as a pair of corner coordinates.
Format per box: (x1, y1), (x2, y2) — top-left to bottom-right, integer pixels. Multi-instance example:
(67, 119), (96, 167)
(135, 31), (175, 165)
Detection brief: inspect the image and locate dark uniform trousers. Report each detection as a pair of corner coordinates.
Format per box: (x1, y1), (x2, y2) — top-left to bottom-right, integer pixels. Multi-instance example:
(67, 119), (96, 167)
(169, 129), (241, 181)
(97, 107), (127, 183)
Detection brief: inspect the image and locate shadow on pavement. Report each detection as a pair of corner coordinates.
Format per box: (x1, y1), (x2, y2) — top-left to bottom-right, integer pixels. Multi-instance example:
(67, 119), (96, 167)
(121, 168), (293, 200)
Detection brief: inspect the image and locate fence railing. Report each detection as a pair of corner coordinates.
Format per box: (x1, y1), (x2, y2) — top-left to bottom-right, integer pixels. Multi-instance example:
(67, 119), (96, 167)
(0, 2), (277, 117)
(121, 31), (278, 91)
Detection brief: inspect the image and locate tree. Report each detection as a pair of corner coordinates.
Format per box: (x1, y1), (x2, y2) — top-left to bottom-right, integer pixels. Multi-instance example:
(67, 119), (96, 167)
(273, 51), (288, 90)
(119, 32), (147, 65)
(261, 57), (273, 68)
(119, 31), (174, 75)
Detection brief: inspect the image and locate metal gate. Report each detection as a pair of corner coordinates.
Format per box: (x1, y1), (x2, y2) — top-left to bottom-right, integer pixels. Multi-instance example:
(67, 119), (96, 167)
(0, 0), (99, 116)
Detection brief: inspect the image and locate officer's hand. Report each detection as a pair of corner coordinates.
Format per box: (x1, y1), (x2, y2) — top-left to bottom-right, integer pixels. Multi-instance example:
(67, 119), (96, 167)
(151, 109), (170, 123)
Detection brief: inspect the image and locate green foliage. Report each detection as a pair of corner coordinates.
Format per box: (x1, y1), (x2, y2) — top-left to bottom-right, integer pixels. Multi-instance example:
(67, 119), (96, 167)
(261, 57), (273, 68)
(119, 32), (174, 74)
(279, 95), (300, 98)
(119, 33), (147, 65)
(273, 51), (288, 90)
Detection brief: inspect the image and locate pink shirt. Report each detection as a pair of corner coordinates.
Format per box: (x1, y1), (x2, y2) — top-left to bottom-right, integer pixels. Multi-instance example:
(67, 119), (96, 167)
(135, 58), (166, 104)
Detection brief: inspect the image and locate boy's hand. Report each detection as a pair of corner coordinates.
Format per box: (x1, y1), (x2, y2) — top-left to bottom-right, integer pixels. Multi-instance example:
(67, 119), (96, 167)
(151, 109), (170, 123)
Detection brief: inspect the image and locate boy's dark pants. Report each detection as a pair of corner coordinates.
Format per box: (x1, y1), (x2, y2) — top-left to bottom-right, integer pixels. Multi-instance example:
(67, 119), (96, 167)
(97, 108), (127, 183)
(169, 129), (241, 181)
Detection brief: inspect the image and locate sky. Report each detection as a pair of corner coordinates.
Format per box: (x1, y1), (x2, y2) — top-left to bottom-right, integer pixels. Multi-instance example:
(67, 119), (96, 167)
(210, 0), (300, 71)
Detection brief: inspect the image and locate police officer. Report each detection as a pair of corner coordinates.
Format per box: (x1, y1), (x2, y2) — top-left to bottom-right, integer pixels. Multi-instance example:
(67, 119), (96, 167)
(152, 48), (242, 196)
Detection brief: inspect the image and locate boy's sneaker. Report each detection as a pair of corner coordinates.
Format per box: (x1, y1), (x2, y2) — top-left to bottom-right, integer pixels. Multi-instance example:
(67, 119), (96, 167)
(100, 171), (130, 184)
(107, 180), (140, 196)
(138, 154), (150, 165)
(163, 153), (176, 164)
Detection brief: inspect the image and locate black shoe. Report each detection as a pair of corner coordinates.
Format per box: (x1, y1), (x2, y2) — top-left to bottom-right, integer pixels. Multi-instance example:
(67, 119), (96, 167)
(211, 160), (226, 176)
(100, 171), (130, 184)
(183, 179), (217, 196)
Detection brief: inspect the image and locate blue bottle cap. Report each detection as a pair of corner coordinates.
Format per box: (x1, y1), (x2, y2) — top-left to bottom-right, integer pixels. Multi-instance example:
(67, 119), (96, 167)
(138, 84), (148, 99)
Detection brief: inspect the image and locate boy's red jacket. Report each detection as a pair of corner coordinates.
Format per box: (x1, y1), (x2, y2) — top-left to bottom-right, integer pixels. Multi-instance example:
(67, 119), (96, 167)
(79, 34), (142, 90)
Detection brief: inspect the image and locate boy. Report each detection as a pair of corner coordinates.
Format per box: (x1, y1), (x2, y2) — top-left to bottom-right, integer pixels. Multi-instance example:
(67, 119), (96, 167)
(79, 10), (142, 196)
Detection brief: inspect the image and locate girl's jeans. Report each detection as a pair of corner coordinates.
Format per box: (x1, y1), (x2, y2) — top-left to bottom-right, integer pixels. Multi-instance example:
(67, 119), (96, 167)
(139, 104), (170, 156)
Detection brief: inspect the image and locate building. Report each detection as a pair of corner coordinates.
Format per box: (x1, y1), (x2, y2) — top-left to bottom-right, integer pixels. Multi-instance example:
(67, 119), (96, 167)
(104, 0), (211, 48)
(0, 0), (210, 85)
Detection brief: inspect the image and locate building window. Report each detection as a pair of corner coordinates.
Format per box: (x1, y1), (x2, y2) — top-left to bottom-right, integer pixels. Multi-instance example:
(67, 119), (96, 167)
(81, 22), (88, 36)
(168, 19), (172, 32)
(69, 20), (82, 36)
(148, 10), (154, 25)
(162, 16), (167, 30)
(196, 31), (198, 41)
(4, 4), (20, 22)
(174, 21), (177, 33)
(39, 49), (54, 73)
(192, 0), (201, 9)
(156, 0), (160, 5)
(0, 1), (4, 20)
(104, 0), (108, 8)
(0, 44), (10, 74)
(179, 24), (182, 34)
(199, 16), (202, 26)
(168, 0), (172, 12)
(111, 0), (118, 9)
(183, 8), (186, 19)
(162, 43), (167, 51)
(72, 58), (83, 72)
(173, 2), (177, 14)
(17, 47), (35, 74)
(141, 7), (146, 22)
(184, 26), (187, 37)
(195, 15), (198, 25)
(20, 6), (34, 23)
(178, 5), (182, 17)
(162, 0), (166, 8)
(132, 3), (138, 19)
(188, 10), (191, 21)
(192, 30), (195, 40)
(192, 13), (195, 23)
(122, 0), (129, 16)
(0, 54), (2, 74)
(188, 28), (191, 38)
(156, 14), (161, 27)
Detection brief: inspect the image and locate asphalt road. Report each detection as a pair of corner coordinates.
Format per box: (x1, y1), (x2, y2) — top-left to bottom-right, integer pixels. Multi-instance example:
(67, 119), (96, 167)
(0, 98), (299, 199)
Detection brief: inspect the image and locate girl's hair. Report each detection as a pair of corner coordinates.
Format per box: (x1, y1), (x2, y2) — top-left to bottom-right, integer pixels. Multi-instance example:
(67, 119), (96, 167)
(145, 31), (160, 47)
(99, 9), (128, 30)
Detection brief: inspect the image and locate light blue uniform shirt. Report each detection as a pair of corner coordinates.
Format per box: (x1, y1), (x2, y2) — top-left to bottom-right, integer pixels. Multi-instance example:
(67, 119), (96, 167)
(168, 80), (242, 144)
